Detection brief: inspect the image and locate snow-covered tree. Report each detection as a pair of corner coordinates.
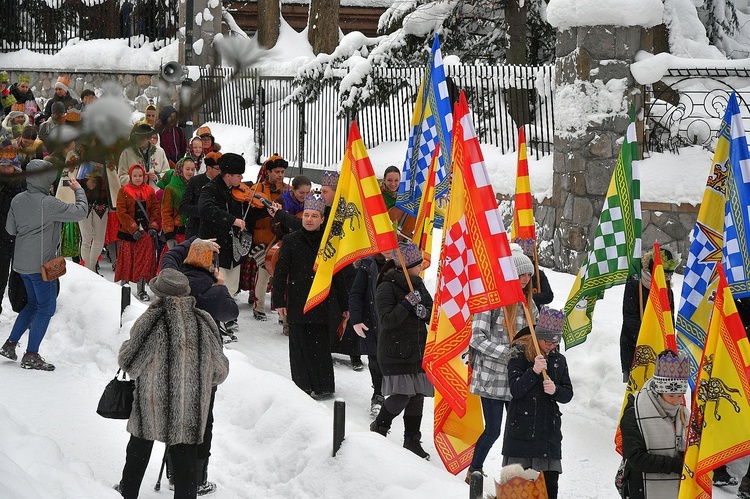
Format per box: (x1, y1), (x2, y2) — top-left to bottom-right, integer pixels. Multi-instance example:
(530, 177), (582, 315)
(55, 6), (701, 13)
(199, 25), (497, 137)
(701, 0), (740, 46)
(288, 0), (554, 115)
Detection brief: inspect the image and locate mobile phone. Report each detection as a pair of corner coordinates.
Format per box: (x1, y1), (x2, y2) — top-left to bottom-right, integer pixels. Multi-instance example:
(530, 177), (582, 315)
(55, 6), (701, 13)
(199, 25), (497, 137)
(210, 252), (219, 272)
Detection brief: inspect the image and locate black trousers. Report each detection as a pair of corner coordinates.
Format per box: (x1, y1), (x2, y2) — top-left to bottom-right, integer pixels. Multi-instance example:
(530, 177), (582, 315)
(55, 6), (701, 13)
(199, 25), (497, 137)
(368, 354), (383, 396)
(288, 323), (335, 395)
(120, 435), (197, 499)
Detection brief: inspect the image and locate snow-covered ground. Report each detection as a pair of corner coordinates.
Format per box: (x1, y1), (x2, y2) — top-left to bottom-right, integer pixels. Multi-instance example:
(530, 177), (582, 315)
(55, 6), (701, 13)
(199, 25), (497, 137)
(1, 256), (748, 499)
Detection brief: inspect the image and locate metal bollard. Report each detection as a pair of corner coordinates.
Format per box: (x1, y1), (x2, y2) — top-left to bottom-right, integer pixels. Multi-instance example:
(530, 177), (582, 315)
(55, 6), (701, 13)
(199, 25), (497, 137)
(332, 398), (346, 457)
(469, 471), (483, 499)
(121, 283), (131, 319)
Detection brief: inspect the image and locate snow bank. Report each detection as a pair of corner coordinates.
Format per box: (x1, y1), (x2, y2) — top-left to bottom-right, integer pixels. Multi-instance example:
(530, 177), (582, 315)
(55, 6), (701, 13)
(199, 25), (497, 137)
(547, 0), (664, 29)
(0, 39), (178, 72)
(631, 51), (750, 84)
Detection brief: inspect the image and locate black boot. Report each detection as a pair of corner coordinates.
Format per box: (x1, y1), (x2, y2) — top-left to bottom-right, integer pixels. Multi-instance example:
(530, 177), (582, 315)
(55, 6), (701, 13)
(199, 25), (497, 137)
(370, 406), (397, 436)
(403, 415), (430, 460)
(196, 458), (216, 495)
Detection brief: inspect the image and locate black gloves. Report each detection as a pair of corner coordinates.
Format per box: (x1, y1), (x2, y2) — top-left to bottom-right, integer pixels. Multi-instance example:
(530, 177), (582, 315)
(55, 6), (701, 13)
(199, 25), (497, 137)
(132, 230), (142, 241)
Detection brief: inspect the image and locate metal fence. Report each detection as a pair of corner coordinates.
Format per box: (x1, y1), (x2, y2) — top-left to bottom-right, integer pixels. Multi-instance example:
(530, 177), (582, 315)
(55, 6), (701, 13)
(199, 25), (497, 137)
(642, 68), (750, 155)
(200, 64), (555, 168)
(0, 0), (178, 55)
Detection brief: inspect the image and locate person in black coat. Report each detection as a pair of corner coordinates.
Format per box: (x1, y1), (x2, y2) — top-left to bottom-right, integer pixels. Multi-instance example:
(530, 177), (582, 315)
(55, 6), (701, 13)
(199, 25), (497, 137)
(502, 307), (574, 499)
(179, 152), (221, 239)
(619, 350), (688, 499)
(0, 143), (26, 314)
(349, 252), (391, 415)
(158, 236), (237, 495)
(620, 249), (678, 381)
(532, 268), (554, 309)
(272, 194), (348, 396)
(370, 241), (434, 460)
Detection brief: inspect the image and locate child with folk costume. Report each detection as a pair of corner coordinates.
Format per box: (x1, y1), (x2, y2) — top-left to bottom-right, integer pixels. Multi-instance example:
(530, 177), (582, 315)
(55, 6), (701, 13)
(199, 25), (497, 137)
(78, 170), (109, 273)
(115, 163), (161, 301)
(502, 306), (573, 499)
(620, 350), (688, 499)
(161, 157), (196, 249)
(186, 136), (205, 174)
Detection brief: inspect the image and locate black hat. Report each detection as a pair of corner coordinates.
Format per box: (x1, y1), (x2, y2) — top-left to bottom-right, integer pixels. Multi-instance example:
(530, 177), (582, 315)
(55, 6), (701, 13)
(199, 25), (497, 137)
(219, 152), (245, 175)
(264, 154), (288, 170)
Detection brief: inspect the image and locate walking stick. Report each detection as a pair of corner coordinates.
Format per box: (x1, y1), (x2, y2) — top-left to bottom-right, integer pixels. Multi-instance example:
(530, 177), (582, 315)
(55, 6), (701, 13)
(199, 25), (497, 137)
(521, 301), (549, 380)
(154, 445), (169, 491)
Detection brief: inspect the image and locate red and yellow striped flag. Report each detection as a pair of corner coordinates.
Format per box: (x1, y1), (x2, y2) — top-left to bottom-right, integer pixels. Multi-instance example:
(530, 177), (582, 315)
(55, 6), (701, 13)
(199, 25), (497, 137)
(412, 142), (439, 266)
(304, 121), (399, 313)
(511, 127), (535, 251)
(424, 91), (525, 474)
(679, 265), (750, 498)
(614, 242), (677, 455)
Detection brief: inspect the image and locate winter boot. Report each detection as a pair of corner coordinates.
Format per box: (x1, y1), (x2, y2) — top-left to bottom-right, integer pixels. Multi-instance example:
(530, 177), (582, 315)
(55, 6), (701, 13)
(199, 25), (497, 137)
(20, 352), (55, 371)
(350, 355), (364, 371)
(137, 279), (149, 302)
(403, 415), (430, 460)
(370, 405), (397, 436)
(224, 320), (239, 342)
(713, 465), (738, 487)
(739, 473), (750, 499)
(370, 394), (384, 416)
(0, 340), (19, 361)
(196, 458), (217, 496)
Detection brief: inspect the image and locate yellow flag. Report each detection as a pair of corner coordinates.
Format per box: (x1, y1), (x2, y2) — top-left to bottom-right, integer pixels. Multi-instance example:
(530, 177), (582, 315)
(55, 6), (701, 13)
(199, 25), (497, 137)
(614, 242), (677, 455)
(679, 266), (750, 498)
(304, 122), (399, 313)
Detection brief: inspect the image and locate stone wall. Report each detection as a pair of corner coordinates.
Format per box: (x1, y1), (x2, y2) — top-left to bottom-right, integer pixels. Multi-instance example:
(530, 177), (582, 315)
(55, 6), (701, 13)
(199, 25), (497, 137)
(4, 70), (177, 113)
(498, 194), (698, 273)
(552, 25), (643, 273)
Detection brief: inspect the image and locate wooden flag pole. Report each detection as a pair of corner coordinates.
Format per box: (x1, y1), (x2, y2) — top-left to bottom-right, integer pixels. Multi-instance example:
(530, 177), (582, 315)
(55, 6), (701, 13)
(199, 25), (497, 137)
(394, 246), (415, 293)
(532, 242), (541, 294)
(521, 301), (549, 380)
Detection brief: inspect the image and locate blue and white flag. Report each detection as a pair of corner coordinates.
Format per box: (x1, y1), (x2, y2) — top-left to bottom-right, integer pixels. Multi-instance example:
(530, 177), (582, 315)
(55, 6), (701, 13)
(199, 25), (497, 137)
(676, 92), (750, 386)
(723, 93), (750, 297)
(396, 34), (454, 228)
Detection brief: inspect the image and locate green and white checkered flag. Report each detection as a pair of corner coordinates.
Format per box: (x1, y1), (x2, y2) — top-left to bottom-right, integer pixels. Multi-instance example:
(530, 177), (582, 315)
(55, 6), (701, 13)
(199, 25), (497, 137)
(562, 106), (642, 348)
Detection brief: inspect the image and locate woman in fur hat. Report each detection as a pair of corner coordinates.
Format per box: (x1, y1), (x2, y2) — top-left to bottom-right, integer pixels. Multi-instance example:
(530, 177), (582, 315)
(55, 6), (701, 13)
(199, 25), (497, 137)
(115, 163), (161, 301)
(465, 243), (538, 481)
(115, 268), (229, 499)
(502, 306), (574, 499)
(370, 240), (434, 460)
(620, 349), (688, 499)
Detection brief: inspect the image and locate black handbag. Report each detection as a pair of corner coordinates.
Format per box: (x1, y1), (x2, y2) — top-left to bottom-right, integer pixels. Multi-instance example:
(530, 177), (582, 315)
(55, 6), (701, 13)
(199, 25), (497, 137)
(96, 369), (135, 419)
(8, 269), (27, 313)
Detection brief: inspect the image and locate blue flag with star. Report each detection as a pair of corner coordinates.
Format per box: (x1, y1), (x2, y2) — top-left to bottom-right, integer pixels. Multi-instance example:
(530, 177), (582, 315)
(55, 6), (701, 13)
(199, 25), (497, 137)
(396, 34), (453, 228)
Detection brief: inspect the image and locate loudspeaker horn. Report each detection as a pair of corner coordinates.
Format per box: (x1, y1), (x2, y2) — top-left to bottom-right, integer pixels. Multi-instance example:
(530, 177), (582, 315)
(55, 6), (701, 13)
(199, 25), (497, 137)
(161, 61), (187, 83)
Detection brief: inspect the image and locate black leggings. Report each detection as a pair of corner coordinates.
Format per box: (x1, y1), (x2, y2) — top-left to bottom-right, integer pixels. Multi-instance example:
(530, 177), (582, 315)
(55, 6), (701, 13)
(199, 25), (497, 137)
(543, 470), (559, 499)
(383, 393), (424, 417)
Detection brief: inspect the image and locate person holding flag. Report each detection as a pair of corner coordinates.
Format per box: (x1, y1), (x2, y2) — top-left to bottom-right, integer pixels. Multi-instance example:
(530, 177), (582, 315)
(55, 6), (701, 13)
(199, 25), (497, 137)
(370, 240), (434, 460)
(620, 350), (689, 499)
(465, 244), (537, 481)
(502, 306), (573, 499)
(271, 194), (349, 397)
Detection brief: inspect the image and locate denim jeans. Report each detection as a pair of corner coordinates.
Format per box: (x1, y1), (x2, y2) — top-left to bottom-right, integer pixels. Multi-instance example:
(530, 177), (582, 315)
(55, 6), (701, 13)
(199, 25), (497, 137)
(470, 397), (508, 471)
(9, 273), (57, 354)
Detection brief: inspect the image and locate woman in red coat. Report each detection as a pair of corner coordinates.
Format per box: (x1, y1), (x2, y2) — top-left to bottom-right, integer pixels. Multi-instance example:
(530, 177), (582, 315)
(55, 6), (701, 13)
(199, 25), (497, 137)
(115, 163), (161, 301)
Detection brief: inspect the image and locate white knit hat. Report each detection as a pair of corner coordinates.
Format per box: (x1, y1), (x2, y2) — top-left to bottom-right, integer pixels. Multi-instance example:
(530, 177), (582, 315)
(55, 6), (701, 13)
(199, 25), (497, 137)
(510, 242), (534, 276)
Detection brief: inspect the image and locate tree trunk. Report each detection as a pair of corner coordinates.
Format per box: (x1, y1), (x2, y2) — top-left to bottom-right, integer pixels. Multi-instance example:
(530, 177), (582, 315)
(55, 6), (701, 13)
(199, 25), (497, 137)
(505, 0), (531, 127)
(308, 0), (339, 55)
(258, 0), (280, 49)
